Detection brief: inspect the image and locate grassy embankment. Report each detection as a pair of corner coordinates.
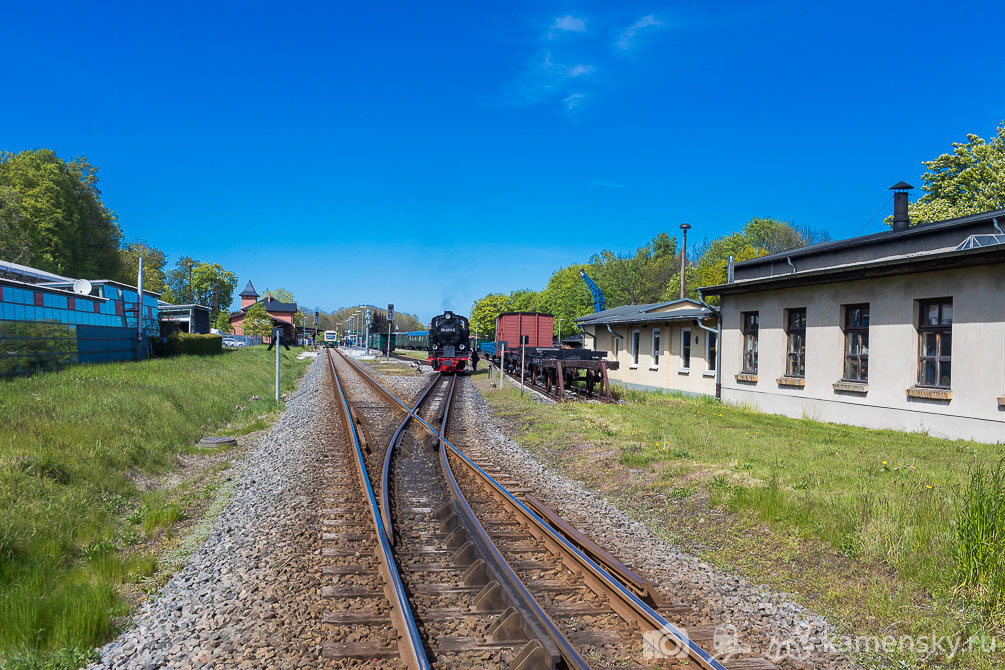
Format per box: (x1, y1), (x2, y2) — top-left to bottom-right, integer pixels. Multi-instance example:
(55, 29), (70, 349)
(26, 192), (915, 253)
(0, 347), (311, 670)
(475, 377), (1005, 669)
(393, 348), (427, 362)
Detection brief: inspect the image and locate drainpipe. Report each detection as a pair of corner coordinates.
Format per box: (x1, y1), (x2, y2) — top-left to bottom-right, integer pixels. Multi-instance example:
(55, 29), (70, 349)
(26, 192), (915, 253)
(994, 217), (1003, 235)
(696, 287), (721, 399)
(786, 256), (796, 274)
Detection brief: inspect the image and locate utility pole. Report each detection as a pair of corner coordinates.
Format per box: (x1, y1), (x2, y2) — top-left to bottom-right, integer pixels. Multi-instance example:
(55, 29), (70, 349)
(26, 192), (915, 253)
(136, 257), (144, 361)
(557, 318), (562, 345)
(679, 223), (691, 299)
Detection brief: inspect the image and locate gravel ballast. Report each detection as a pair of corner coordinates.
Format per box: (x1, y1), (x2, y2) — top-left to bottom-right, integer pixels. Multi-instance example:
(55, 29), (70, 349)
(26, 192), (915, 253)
(89, 356), (335, 670)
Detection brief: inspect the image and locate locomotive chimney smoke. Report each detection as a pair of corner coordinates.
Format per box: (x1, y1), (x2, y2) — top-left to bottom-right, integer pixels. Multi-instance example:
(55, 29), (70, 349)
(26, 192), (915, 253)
(890, 181), (913, 232)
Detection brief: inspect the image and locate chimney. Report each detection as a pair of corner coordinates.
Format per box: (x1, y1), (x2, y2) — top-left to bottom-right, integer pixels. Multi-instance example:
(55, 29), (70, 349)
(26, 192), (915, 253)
(890, 181), (914, 232)
(727, 255), (735, 283)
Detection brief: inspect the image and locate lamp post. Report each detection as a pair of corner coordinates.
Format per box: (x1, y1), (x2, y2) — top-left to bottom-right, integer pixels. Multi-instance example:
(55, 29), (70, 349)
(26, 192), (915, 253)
(679, 223), (691, 299)
(186, 261), (195, 304)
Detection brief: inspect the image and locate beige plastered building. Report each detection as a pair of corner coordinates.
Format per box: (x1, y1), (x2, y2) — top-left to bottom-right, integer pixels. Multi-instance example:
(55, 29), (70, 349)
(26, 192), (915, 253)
(702, 203), (1005, 444)
(576, 299), (719, 397)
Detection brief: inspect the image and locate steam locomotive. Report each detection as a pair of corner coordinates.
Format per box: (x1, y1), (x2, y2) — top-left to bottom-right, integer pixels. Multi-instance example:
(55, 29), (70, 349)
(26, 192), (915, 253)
(428, 311), (470, 373)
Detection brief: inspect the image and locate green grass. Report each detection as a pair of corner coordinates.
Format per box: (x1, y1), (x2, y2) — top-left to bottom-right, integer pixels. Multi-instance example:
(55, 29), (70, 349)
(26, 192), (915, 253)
(0, 346), (310, 669)
(475, 380), (1005, 668)
(392, 348), (427, 361)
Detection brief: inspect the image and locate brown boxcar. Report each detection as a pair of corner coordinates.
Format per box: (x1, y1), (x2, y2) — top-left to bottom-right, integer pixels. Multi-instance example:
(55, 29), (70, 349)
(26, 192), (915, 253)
(495, 312), (554, 351)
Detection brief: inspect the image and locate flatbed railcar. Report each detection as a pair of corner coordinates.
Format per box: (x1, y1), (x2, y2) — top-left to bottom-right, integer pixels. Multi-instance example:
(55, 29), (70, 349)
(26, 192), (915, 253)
(490, 311), (619, 400)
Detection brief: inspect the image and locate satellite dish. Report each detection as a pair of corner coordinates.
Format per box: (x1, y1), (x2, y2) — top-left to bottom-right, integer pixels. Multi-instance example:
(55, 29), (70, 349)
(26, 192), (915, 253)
(72, 278), (92, 295)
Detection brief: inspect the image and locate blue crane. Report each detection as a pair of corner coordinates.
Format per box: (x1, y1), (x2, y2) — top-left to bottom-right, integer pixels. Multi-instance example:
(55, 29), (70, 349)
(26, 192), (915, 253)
(579, 269), (607, 313)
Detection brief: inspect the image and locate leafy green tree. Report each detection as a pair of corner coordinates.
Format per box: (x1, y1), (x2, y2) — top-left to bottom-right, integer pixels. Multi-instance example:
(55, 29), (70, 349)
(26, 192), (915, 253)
(162, 256), (198, 304)
(118, 239), (167, 292)
(536, 265), (593, 338)
(214, 311), (233, 333)
(0, 149), (122, 277)
(243, 301), (273, 337)
(507, 289), (539, 313)
(471, 293), (511, 338)
(265, 288), (296, 303)
(0, 185), (31, 264)
(902, 122), (1005, 224)
(190, 263), (238, 318)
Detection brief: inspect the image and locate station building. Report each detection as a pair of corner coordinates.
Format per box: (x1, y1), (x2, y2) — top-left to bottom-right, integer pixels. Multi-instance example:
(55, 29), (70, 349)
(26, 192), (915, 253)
(228, 281), (298, 341)
(701, 190), (1005, 444)
(0, 260), (160, 376)
(576, 299), (719, 396)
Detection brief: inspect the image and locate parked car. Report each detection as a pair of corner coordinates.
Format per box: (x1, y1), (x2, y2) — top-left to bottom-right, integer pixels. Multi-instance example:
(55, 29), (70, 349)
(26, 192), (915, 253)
(222, 338), (246, 348)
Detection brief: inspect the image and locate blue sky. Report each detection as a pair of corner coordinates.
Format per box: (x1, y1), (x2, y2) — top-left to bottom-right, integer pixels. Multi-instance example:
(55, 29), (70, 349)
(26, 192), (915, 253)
(4, 1), (1003, 322)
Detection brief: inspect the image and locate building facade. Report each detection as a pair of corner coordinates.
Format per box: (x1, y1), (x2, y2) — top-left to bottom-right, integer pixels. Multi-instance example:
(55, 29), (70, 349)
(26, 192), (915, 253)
(703, 203), (1005, 443)
(577, 299), (718, 396)
(0, 263), (160, 375)
(229, 281), (298, 341)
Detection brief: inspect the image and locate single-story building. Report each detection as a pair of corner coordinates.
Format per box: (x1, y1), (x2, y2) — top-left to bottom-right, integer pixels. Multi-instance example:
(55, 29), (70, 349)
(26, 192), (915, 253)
(701, 185), (1005, 443)
(159, 303), (212, 334)
(576, 298), (719, 396)
(229, 281), (297, 341)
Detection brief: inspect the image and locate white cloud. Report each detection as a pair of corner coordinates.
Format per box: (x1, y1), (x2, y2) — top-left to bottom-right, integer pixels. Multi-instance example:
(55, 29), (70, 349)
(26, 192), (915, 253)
(566, 63), (594, 77)
(615, 14), (664, 50)
(551, 15), (586, 33)
(563, 93), (586, 111)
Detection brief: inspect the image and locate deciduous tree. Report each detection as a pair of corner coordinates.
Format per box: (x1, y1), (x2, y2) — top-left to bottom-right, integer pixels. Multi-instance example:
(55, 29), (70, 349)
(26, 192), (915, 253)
(903, 122), (1005, 224)
(0, 149), (122, 277)
(470, 293), (511, 338)
(118, 239), (167, 293)
(243, 301), (272, 337)
(214, 311), (233, 333)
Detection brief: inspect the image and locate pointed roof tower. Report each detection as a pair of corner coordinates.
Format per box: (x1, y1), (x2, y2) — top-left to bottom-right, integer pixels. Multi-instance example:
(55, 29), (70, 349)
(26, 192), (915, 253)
(239, 281), (259, 298)
(239, 280), (259, 309)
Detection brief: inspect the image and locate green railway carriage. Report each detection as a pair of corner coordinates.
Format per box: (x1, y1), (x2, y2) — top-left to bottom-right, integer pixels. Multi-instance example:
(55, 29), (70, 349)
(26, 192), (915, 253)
(404, 330), (428, 350)
(369, 332), (406, 352)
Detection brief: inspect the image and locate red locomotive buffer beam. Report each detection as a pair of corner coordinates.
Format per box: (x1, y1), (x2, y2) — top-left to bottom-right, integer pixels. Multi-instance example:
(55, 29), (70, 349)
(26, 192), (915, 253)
(429, 356), (467, 373)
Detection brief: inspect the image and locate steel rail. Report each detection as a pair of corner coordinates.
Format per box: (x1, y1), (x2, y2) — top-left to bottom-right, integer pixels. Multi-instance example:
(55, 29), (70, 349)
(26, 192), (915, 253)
(435, 374), (576, 669)
(324, 350), (431, 670)
(341, 352), (729, 670)
(379, 372), (443, 540)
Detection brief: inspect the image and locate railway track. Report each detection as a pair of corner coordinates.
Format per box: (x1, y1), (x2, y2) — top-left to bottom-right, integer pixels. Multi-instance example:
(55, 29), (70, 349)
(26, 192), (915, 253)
(322, 348), (774, 669)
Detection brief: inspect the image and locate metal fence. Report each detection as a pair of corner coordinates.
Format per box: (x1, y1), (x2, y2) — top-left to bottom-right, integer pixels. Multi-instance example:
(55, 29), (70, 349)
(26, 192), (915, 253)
(220, 333), (263, 347)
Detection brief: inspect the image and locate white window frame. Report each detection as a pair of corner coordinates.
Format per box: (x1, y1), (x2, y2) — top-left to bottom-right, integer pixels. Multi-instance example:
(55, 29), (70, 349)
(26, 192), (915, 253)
(612, 334), (620, 358)
(679, 328), (691, 373)
(650, 328), (661, 370)
(704, 330), (717, 377)
(630, 329), (640, 368)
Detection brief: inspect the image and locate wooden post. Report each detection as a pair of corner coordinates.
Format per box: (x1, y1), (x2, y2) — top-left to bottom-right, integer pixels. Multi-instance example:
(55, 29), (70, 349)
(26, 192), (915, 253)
(601, 361), (611, 402)
(556, 360), (564, 401)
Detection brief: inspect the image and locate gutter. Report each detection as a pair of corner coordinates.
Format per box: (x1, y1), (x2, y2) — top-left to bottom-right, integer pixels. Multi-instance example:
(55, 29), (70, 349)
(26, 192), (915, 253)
(695, 288), (722, 399)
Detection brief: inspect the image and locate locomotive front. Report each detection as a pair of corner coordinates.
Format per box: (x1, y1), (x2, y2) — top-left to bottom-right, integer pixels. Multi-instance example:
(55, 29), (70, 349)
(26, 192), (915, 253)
(428, 311), (470, 373)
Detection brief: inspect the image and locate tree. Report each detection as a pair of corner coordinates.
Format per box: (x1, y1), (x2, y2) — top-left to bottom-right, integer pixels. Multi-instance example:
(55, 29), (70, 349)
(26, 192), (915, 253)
(214, 311), (233, 333)
(536, 265), (593, 338)
(243, 301), (272, 337)
(902, 122), (1005, 224)
(0, 186), (31, 264)
(265, 288), (296, 303)
(118, 239), (167, 292)
(0, 149), (122, 277)
(190, 263), (238, 318)
(162, 256), (198, 304)
(470, 293), (511, 338)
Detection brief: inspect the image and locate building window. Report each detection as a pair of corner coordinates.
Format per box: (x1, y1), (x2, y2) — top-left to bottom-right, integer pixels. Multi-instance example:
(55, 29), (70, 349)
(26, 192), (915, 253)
(681, 328), (691, 370)
(843, 304), (869, 382)
(652, 328), (660, 366)
(785, 308), (806, 377)
(631, 329), (640, 366)
(918, 299), (952, 388)
(741, 311), (758, 374)
(706, 331), (717, 372)
(612, 335), (620, 357)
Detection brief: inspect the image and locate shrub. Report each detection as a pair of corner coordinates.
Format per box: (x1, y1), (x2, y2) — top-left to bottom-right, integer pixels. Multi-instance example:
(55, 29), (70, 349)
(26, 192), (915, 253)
(152, 333), (222, 357)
